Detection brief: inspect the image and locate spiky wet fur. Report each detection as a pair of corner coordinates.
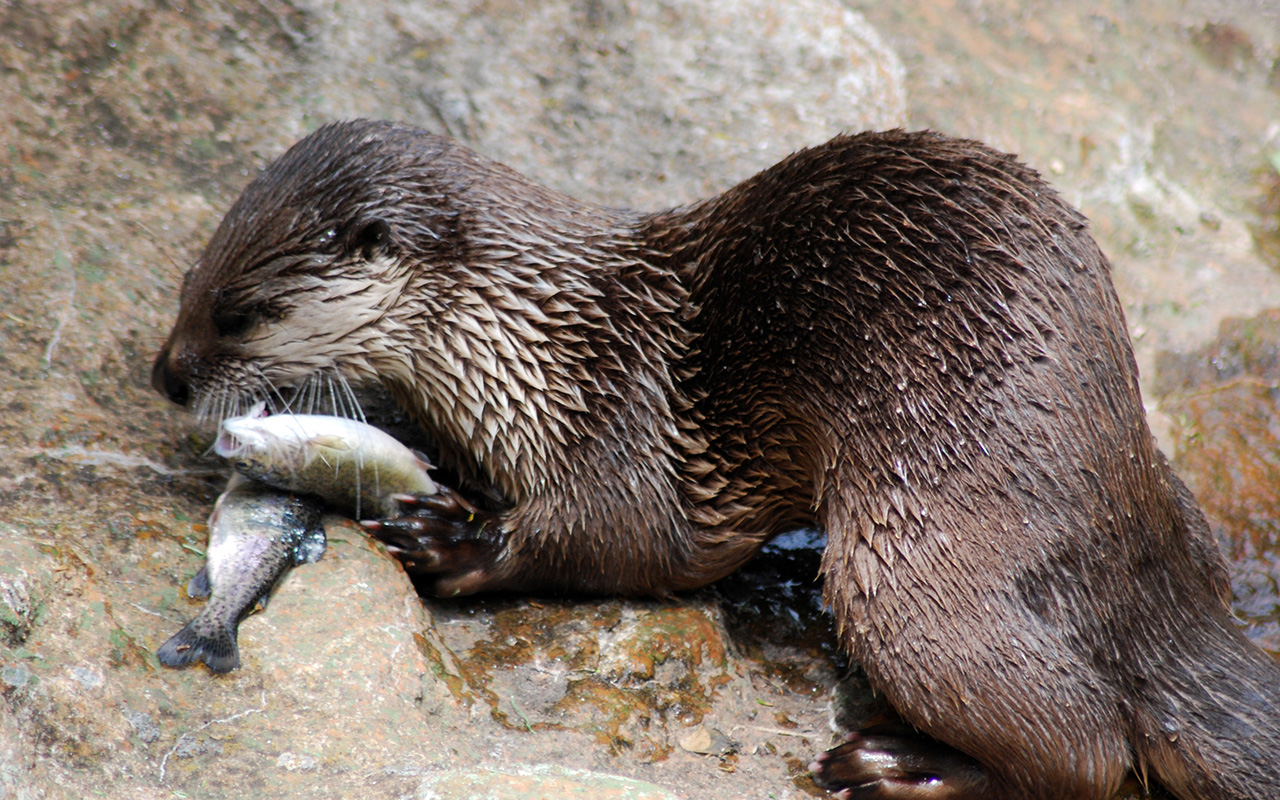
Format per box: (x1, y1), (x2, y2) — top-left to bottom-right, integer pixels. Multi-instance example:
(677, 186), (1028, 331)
(153, 120), (1280, 799)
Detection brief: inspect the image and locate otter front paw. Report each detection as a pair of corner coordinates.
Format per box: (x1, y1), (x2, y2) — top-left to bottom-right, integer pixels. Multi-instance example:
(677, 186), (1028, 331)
(360, 487), (505, 596)
(811, 727), (988, 800)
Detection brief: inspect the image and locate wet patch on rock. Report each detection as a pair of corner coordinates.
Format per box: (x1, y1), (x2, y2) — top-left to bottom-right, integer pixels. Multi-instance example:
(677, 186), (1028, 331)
(424, 590), (818, 766)
(416, 763), (683, 800)
(1155, 309), (1280, 651)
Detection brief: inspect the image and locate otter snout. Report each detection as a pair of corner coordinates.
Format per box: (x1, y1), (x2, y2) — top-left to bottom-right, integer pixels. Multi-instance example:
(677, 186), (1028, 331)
(151, 346), (191, 407)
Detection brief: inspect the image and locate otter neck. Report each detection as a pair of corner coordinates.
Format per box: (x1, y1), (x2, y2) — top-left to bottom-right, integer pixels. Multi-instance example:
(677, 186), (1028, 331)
(376, 195), (702, 507)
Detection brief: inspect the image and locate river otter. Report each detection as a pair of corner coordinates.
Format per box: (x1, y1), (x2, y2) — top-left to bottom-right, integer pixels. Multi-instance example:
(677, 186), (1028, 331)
(151, 119), (1280, 799)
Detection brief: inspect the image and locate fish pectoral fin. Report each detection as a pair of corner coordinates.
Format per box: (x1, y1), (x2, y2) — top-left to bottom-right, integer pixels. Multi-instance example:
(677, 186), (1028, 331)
(186, 566), (211, 599)
(251, 591), (273, 614)
(308, 434), (352, 451)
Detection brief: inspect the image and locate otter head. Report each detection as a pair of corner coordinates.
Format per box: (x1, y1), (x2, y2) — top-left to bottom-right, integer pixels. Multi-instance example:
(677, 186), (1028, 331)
(151, 119), (467, 421)
(151, 119), (656, 501)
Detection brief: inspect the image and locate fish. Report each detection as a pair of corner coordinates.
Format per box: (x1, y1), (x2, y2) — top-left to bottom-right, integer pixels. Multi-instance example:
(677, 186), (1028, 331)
(213, 404), (438, 519)
(156, 474), (327, 673)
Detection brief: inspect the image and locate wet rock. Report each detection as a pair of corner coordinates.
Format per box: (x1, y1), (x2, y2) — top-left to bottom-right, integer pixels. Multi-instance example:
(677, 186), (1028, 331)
(1189, 21), (1258, 76)
(677, 725), (736, 757)
(305, 0), (906, 208)
(1252, 151), (1280, 271)
(851, 0), (1280, 379)
(123, 708), (161, 745)
(1154, 310), (1280, 651)
(0, 537), (52, 650)
(415, 764), (683, 800)
(1154, 309), (1280, 393)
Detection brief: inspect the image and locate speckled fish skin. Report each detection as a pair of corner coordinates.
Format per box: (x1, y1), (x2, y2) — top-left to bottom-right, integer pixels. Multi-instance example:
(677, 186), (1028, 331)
(214, 406), (438, 519)
(156, 475), (326, 674)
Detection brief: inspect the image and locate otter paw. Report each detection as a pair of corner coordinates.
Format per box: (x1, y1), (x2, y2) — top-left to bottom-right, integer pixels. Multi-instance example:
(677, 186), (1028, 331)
(360, 487), (504, 595)
(811, 728), (988, 800)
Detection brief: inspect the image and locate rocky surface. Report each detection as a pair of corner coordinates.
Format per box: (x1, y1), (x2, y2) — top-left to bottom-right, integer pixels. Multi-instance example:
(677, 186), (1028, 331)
(1, 0), (1278, 798)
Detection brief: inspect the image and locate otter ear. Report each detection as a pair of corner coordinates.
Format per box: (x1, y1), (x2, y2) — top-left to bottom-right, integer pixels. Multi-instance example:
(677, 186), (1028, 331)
(347, 217), (394, 260)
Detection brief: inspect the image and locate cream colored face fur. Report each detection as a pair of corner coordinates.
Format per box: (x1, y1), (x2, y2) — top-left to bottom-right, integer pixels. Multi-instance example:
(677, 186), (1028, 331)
(173, 248), (411, 428)
(161, 120), (689, 511)
(241, 255), (413, 391)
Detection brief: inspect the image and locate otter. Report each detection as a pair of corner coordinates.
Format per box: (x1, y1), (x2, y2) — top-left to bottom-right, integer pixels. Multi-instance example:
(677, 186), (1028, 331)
(151, 119), (1280, 799)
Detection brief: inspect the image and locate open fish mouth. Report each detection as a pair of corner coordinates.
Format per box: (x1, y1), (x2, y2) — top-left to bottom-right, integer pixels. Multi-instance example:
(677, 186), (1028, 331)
(213, 402), (272, 459)
(213, 426), (249, 459)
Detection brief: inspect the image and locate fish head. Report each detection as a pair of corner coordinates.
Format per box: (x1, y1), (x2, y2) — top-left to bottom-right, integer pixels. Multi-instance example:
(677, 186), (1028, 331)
(214, 411), (293, 480)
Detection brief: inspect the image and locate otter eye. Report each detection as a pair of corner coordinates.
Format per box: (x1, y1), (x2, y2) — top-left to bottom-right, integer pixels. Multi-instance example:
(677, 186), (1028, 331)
(213, 308), (256, 338)
(348, 218), (393, 260)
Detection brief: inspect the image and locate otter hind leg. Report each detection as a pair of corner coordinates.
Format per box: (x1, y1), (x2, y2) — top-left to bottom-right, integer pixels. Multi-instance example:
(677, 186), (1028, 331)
(818, 502), (1131, 800)
(812, 723), (990, 800)
(814, 652), (1130, 800)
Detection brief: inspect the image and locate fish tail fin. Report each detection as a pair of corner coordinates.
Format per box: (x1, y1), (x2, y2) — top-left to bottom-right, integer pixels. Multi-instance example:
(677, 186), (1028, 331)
(156, 616), (241, 674)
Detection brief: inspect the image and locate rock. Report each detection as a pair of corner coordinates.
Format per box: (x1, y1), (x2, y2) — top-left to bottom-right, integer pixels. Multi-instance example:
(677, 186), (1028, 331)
(304, 0), (906, 207)
(677, 726), (736, 757)
(3, 0), (1279, 798)
(1152, 309), (1280, 652)
(415, 764), (684, 800)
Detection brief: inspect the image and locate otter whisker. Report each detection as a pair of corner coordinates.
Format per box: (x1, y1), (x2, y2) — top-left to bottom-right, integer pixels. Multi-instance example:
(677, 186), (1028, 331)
(281, 379), (307, 416)
(289, 377), (306, 415)
(264, 378), (290, 416)
(336, 372), (367, 424)
(306, 375), (321, 415)
(330, 373), (345, 417)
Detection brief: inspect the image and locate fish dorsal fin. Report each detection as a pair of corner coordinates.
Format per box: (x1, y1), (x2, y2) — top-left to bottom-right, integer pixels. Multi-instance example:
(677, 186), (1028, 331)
(411, 449), (435, 471)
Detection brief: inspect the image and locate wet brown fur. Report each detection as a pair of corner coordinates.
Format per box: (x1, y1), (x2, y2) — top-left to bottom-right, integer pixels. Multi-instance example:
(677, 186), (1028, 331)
(153, 120), (1280, 799)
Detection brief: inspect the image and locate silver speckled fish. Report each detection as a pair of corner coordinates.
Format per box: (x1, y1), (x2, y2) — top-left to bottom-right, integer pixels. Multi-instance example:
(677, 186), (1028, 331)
(214, 405), (437, 519)
(157, 475), (326, 673)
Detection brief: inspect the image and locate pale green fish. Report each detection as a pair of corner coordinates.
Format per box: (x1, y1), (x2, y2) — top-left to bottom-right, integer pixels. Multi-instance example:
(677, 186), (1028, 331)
(214, 404), (437, 519)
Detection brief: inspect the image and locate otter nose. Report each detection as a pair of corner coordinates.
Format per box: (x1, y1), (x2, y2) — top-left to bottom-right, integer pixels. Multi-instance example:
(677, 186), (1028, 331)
(151, 349), (191, 407)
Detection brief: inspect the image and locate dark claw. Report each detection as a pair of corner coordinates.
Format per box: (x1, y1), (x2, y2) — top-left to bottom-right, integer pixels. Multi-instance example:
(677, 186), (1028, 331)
(390, 489), (479, 519)
(360, 486), (505, 596)
(812, 725), (989, 800)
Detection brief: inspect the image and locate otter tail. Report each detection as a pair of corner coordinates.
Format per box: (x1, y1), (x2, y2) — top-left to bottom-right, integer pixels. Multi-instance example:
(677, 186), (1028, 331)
(1132, 615), (1280, 800)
